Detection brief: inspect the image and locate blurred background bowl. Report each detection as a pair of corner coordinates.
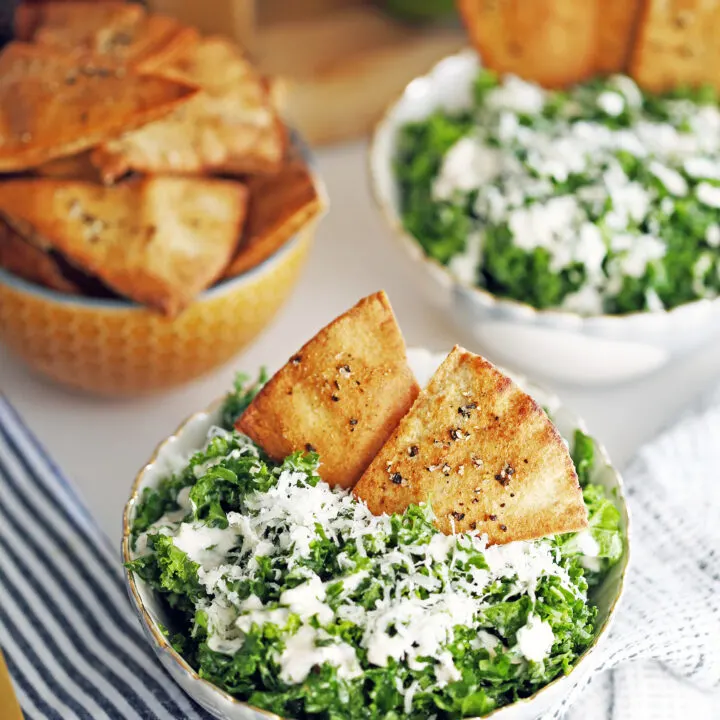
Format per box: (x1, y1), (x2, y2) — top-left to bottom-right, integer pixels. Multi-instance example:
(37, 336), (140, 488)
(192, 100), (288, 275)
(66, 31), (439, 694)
(369, 49), (720, 386)
(122, 347), (629, 720)
(0, 133), (326, 397)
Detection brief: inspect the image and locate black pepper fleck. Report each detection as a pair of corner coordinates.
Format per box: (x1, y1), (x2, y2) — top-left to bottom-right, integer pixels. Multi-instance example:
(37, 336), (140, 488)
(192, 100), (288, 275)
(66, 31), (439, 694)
(391, 473), (403, 485)
(408, 445), (419, 457)
(458, 403), (477, 418)
(305, 443), (315, 452)
(500, 524), (507, 532)
(449, 428), (463, 441)
(331, 395), (339, 402)
(452, 511), (465, 521)
(469, 521), (477, 530)
(349, 418), (358, 426)
(488, 514), (497, 521)
(472, 498), (479, 504)
(441, 463), (451, 476)
(291, 355), (302, 364)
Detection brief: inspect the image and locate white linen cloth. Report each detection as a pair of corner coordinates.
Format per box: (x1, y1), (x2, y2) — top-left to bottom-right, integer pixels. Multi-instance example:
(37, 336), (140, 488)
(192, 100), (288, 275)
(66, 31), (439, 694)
(547, 385), (720, 719)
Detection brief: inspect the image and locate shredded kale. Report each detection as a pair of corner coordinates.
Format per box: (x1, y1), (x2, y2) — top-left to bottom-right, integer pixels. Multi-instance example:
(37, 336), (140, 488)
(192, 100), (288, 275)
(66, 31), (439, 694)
(395, 70), (720, 314)
(127, 386), (624, 719)
(221, 369), (268, 429)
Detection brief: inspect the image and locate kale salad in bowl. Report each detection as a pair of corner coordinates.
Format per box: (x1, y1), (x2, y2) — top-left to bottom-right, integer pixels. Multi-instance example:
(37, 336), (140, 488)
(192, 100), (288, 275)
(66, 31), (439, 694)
(369, 50), (720, 384)
(122, 348), (629, 720)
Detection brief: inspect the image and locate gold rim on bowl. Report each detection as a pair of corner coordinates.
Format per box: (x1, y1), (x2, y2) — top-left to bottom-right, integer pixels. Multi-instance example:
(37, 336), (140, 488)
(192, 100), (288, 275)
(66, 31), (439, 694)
(121, 358), (631, 720)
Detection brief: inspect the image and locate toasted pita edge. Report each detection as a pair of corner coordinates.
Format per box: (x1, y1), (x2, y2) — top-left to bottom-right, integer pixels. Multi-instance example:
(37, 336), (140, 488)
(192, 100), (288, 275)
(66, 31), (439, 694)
(236, 290), (420, 488)
(0, 177), (248, 316)
(353, 345), (588, 544)
(0, 219), (79, 294)
(0, 42), (200, 173)
(223, 156), (325, 279)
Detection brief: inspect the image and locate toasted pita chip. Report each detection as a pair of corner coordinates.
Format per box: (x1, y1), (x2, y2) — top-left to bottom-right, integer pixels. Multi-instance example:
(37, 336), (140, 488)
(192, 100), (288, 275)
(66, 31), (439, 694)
(457, 0), (597, 87)
(223, 152), (324, 278)
(33, 152), (99, 181)
(595, 0), (643, 74)
(353, 346), (587, 544)
(24, 2), (197, 71)
(236, 291), (420, 489)
(0, 42), (198, 173)
(91, 37), (286, 183)
(0, 219), (79, 294)
(0, 177), (248, 315)
(629, 0), (720, 92)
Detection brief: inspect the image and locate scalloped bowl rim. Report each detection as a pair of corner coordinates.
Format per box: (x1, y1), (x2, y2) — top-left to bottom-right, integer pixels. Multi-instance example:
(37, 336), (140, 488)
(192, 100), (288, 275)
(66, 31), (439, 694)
(368, 47), (720, 332)
(121, 348), (631, 720)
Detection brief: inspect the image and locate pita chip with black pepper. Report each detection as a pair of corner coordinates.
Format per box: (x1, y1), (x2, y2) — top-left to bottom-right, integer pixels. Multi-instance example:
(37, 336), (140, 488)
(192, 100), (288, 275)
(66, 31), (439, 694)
(0, 176), (248, 315)
(236, 291), (420, 489)
(0, 42), (198, 173)
(353, 346), (588, 545)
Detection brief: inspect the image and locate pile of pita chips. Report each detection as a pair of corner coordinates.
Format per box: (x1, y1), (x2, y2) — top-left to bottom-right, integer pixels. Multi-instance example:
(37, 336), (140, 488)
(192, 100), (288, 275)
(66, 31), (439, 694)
(236, 291), (420, 489)
(91, 37), (287, 182)
(0, 2), (324, 317)
(236, 290), (589, 545)
(0, 177), (247, 315)
(353, 345), (587, 544)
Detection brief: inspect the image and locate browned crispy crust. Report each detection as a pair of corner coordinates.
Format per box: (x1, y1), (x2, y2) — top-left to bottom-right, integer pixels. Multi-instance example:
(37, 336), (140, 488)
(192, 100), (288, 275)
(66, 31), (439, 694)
(594, 0), (643, 74)
(223, 151), (323, 279)
(0, 177), (248, 316)
(90, 37), (287, 183)
(23, 2), (197, 71)
(0, 219), (79, 294)
(32, 151), (100, 181)
(353, 346), (588, 545)
(236, 291), (420, 489)
(0, 42), (198, 173)
(457, 0), (598, 88)
(629, 0), (720, 92)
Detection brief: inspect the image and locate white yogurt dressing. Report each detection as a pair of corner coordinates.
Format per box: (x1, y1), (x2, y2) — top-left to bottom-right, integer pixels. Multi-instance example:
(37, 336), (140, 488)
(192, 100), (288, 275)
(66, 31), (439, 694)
(429, 73), (720, 312)
(142, 427), (589, 687)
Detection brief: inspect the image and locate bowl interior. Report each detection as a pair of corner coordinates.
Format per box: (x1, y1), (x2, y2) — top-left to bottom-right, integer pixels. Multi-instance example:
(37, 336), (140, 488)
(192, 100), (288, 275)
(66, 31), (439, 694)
(123, 348), (630, 719)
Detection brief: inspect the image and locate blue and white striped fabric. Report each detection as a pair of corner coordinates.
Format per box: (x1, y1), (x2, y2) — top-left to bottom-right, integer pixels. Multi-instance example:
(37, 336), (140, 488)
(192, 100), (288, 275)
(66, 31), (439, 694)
(0, 394), (213, 720)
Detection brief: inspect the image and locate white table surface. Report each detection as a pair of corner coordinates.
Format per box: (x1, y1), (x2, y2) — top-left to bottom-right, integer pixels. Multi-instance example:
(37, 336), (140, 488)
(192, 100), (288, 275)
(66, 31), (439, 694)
(3, 139), (720, 548)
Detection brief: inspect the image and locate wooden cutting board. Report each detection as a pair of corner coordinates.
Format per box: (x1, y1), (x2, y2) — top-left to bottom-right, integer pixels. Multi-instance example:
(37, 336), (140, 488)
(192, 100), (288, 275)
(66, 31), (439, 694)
(147, 0), (468, 146)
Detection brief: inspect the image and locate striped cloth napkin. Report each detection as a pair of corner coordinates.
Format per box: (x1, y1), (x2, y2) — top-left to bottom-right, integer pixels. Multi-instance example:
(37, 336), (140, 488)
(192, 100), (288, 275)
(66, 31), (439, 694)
(1, 389), (719, 720)
(0, 395), (212, 720)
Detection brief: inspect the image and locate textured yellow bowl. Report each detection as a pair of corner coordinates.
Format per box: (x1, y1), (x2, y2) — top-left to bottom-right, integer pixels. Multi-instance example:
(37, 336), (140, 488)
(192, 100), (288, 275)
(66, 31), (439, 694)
(0, 223), (315, 396)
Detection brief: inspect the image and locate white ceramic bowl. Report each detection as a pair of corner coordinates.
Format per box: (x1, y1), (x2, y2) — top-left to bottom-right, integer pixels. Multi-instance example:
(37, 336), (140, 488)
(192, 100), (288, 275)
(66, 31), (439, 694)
(122, 348), (630, 720)
(369, 49), (720, 386)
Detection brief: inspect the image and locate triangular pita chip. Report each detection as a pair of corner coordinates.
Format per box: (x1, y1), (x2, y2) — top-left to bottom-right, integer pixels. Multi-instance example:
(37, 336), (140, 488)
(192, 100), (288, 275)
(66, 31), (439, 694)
(0, 220), (79, 294)
(629, 0), (720, 92)
(353, 346), (587, 544)
(91, 37), (287, 183)
(22, 2), (197, 72)
(594, 0), (643, 74)
(457, 0), (597, 88)
(236, 291), (420, 489)
(0, 177), (248, 315)
(0, 42), (198, 172)
(223, 150), (324, 278)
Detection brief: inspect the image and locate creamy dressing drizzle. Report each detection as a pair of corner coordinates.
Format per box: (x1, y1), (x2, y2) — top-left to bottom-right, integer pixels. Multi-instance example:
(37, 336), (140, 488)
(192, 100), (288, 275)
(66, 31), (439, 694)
(430, 73), (720, 312)
(142, 428), (589, 686)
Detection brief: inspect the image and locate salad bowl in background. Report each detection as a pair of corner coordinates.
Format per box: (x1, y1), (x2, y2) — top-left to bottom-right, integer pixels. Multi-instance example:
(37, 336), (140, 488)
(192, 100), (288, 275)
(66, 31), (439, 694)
(122, 348), (630, 720)
(369, 50), (720, 386)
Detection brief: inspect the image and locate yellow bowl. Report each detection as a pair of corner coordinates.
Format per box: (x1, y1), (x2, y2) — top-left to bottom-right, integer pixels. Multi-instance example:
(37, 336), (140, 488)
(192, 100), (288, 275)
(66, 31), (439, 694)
(0, 221), (318, 396)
